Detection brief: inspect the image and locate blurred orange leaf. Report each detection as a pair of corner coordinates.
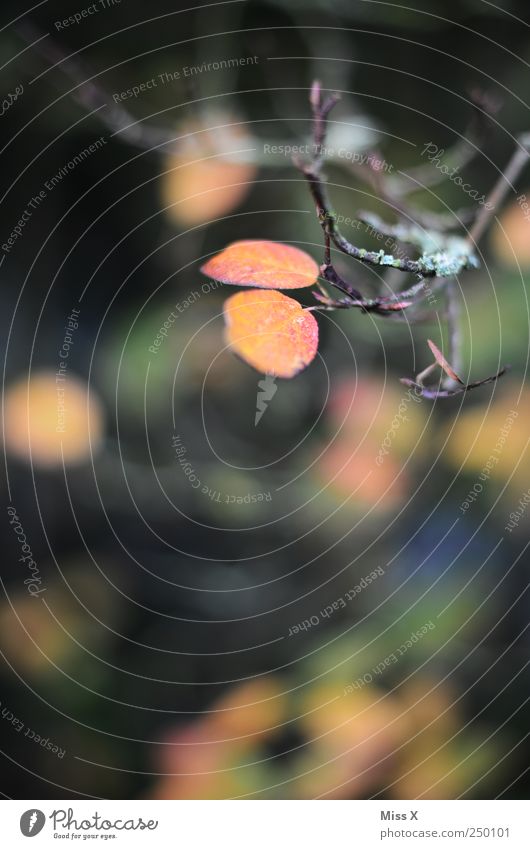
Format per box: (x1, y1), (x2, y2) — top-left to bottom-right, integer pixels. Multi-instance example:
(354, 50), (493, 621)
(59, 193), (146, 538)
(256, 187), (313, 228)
(223, 289), (319, 378)
(490, 191), (530, 268)
(162, 154), (255, 227)
(317, 443), (406, 508)
(161, 113), (256, 226)
(4, 370), (105, 467)
(202, 240), (319, 289)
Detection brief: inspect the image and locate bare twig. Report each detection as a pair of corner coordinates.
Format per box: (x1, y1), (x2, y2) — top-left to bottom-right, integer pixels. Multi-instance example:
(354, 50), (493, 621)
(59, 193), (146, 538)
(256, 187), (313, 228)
(400, 339), (507, 400)
(297, 82), (479, 291)
(467, 133), (530, 246)
(342, 90), (500, 234)
(16, 21), (179, 152)
(444, 279), (463, 389)
(401, 367), (507, 399)
(299, 82), (514, 398)
(298, 156), (477, 280)
(389, 89), (502, 198)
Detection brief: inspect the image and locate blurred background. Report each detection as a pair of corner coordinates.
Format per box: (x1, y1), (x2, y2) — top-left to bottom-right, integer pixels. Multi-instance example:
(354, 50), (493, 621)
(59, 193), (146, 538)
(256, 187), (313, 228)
(0, 0), (529, 800)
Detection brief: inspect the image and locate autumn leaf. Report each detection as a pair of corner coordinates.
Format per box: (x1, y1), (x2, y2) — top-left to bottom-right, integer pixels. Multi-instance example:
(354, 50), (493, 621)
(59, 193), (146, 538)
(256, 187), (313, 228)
(490, 192), (530, 268)
(4, 371), (105, 467)
(161, 113), (256, 226)
(162, 155), (255, 227)
(202, 240), (319, 289)
(223, 290), (319, 378)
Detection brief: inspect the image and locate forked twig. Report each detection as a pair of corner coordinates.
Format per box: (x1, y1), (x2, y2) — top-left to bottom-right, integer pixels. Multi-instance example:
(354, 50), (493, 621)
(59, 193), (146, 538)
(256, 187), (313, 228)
(296, 82), (522, 398)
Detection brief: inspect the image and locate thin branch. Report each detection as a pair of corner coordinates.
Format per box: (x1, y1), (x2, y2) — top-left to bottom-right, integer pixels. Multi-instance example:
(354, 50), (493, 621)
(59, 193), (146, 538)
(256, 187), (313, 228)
(300, 82), (514, 398)
(313, 260), (431, 316)
(400, 339), (507, 400)
(298, 157), (477, 279)
(297, 83), (479, 282)
(310, 80), (340, 164)
(401, 368), (507, 399)
(342, 90), (500, 234)
(467, 133), (530, 246)
(16, 21), (178, 151)
(349, 156), (477, 232)
(388, 89), (502, 198)
(444, 279), (463, 389)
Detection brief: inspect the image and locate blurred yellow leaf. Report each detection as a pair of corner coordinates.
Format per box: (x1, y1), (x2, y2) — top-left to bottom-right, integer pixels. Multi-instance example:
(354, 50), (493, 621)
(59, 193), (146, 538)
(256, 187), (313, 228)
(161, 115), (256, 226)
(490, 191), (530, 268)
(4, 370), (105, 467)
(442, 383), (529, 488)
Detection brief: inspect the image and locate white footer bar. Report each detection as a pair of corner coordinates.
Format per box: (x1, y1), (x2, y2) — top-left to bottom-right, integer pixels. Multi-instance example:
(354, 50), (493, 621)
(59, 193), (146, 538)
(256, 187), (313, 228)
(2, 800), (527, 848)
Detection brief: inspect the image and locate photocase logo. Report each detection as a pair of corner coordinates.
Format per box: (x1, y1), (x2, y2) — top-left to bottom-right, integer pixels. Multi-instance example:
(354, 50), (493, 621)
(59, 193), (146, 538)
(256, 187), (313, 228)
(255, 373), (277, 425)
(20, 809), (46, 837)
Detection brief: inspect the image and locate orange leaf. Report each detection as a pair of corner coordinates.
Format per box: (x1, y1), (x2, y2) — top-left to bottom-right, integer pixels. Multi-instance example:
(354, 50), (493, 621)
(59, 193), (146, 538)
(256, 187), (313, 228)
(223, 290), (319, 378)
(161, 113), (256, 226)
(162, 155), (255, 226)
(4, 371), (105, 467)
(202, 240), (319, 289)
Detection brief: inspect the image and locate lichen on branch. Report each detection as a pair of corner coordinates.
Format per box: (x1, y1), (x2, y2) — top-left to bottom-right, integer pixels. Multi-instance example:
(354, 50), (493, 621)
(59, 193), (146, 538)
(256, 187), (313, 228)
(296, 80), (529, 398)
